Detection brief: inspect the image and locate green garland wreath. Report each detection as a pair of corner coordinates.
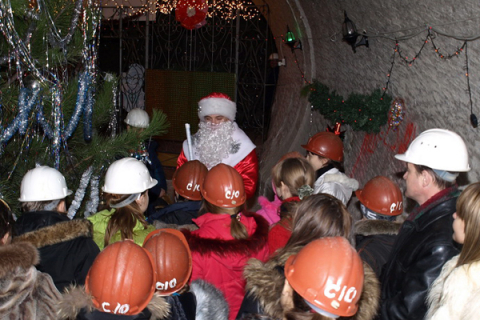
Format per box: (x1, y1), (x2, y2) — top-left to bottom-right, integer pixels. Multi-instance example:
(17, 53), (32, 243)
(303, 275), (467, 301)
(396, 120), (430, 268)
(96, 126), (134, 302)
(302, 81), (392, 133)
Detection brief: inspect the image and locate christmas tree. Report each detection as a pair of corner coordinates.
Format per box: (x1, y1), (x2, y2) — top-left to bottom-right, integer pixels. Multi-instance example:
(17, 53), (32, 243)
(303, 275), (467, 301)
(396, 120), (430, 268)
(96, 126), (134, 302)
(0, 0), (168, 217)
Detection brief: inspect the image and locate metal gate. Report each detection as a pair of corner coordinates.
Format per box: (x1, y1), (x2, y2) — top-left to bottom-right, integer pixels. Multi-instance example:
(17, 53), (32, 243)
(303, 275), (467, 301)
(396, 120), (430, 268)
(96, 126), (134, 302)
(99, 3), (275, 142)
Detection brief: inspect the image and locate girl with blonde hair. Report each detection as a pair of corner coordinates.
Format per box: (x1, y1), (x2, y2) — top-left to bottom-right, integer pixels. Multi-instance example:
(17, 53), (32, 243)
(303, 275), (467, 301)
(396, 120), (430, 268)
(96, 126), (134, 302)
(427, 182), (480, 320)
(268, 157), (315, 255)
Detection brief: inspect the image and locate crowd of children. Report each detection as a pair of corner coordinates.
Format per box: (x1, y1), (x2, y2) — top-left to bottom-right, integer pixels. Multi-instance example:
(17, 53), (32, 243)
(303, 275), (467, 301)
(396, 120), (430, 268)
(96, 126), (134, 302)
(1, 94), (479, 320)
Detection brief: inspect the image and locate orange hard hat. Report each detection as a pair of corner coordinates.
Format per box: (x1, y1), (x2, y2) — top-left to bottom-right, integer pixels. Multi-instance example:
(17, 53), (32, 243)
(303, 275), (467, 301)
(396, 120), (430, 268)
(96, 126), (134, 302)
(201, 163), (246, 208)
(285, 237), (364, 318)
(355, 176), (403, 216)
(143, 229), (192, 295)
(85, 240), (155, 316)
(301, 132), (344, 162)
(173, 160), (208, 201)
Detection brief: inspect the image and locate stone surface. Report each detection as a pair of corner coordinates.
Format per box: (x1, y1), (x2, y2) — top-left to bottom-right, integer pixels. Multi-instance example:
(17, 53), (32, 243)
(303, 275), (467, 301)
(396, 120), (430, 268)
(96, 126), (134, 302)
(256, 0), (479, 214)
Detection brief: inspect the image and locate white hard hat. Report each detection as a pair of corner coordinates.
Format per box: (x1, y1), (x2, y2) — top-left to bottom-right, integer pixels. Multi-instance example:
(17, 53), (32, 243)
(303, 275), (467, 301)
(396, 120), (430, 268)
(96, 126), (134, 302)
(269, 53), (279, 60)
(19, 166), (73, 202)
(395, 128), (470, 172)
(102, 158), (158, 195)
(124, 108), (150, 128)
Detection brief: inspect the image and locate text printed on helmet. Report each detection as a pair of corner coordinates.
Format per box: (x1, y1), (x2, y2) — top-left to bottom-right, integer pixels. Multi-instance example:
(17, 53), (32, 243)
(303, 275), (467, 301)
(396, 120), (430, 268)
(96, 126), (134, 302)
(324, 278), (357, 307)
(102, 302), (130, 314)
(390, 201), (403, 213)
(186, 182), (200, 192)
(156, 278), (177, 291)
(225, 190), (240, 199)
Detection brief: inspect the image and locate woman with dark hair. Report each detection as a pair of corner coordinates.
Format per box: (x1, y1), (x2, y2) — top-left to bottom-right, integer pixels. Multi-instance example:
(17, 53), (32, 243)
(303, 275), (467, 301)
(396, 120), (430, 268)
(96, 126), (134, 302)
(182, 163), (269, 320)
(0, 199), (61, 319)
(236, 193), (380, 320)
(426, 182), (480, 320)
(88, 157), (157, 249)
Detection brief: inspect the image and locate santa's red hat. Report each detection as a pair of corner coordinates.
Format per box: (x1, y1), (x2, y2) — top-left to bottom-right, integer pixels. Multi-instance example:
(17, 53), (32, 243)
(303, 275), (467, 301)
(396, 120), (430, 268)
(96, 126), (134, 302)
(198, 92), (236, 121)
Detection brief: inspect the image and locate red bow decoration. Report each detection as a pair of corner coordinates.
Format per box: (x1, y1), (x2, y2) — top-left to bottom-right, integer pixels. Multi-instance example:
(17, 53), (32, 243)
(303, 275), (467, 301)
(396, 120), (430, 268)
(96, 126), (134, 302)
(326, 122), (346, 140)
(175, 0), (208, 30)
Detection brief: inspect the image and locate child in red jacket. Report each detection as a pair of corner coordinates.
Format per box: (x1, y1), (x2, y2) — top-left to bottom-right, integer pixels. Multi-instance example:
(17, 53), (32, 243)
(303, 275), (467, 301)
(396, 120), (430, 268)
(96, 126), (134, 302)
(182, 163), (269, 320)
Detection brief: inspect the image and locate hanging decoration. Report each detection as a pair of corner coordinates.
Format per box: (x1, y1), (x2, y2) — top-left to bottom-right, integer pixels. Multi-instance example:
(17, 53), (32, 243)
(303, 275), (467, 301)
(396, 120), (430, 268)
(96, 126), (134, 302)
(464, 43), (477, 128)
(302, 81), (392, 133)
(67, 166), (94, 219)
(388, 98), (405, 129)
(175, 0), (208, 30)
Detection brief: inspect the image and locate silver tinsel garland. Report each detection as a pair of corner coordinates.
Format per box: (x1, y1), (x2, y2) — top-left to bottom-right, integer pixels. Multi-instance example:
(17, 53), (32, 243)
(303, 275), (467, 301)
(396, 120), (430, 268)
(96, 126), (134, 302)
(84, 174), (100, 218)
(67, 166), (93, 219)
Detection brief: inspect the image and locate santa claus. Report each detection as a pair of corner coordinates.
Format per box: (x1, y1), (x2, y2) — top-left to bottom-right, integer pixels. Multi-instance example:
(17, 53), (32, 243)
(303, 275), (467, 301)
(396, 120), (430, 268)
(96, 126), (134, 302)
(176, 92), (258, 199)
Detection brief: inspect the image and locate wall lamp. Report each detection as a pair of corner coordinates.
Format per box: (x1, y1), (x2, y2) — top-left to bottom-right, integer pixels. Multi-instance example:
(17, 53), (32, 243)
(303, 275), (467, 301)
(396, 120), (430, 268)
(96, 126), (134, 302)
(285, 25), (302, 52)
(342, 11), (368, 53)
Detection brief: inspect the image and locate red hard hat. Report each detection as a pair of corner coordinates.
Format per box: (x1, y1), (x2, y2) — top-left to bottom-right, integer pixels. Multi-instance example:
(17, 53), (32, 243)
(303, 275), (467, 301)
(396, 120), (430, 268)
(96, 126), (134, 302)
(201, 163), (246, 208)
(85, 240), (155, 316)
(355, 176), (403, 216)
(173, 160), (208, 201)
(285, 237), (364, 318)
(143, 229), (193, 295)
(301, 132), (344, 162)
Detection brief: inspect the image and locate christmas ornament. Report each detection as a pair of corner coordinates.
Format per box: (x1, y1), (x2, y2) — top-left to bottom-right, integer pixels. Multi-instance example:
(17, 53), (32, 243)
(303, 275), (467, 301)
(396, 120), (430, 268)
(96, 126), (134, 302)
(388, 98), (405, 129)
(175, 0), (208, 30)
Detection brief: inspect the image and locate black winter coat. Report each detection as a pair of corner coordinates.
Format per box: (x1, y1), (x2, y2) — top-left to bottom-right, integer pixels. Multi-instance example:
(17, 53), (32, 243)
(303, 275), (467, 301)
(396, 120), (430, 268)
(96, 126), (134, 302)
(13, 211), (100, 292)
(378, 195), (461, 320)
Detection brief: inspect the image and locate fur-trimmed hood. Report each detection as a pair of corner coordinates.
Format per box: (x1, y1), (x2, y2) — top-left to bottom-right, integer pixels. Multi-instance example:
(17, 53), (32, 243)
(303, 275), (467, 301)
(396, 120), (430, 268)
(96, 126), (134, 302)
(182, 212), (269, 257)
(243, 247), (380, 320)
(13, 217), (94, 248)
(57, 285), (170, 320)
(355, 219), (402, 237)
(0, 242), (61, 319)
(190, 279), (229, 320)
(57, 279), (227, 320)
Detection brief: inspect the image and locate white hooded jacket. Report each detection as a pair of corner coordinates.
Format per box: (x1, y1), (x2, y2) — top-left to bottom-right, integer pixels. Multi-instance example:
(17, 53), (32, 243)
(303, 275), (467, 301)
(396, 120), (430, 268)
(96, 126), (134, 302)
(314, 167), (359, 205)
(426, 255), (480, 320)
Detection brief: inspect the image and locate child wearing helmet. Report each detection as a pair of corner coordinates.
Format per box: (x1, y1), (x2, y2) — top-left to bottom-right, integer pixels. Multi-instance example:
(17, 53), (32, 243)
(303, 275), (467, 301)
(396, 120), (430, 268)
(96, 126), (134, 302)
(125, 108), (168, 216)
(268, 156), (315, 255)
(87, 158), (157, 249)
(14, 166), (99, 292)
(143, 229), (229, 320)
(148, 160), (207, 226)
(57, 240), (168, 319)
(182, 163), (269, 320)
(302, 131), (359, 205)
(237, 194), (380, 320)
(426, 182), (480, 320)
(354, 176), (404, 277)
(282, 237), (364, 319)
(0, 199), (61, 319)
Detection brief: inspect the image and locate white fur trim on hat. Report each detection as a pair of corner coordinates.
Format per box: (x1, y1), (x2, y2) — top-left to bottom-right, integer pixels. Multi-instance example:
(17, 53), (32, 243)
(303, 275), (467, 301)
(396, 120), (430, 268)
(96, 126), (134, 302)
(198, 96), (236, 121)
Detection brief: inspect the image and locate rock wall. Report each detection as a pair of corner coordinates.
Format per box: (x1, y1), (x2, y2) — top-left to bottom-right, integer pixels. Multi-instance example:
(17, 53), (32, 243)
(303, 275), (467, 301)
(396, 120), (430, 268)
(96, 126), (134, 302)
(257, 0), (480, 209)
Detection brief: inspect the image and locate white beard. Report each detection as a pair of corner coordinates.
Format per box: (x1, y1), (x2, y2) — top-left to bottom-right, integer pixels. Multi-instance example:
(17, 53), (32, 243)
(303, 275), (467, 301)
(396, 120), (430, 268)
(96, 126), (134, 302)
(194, 121), (235, 170)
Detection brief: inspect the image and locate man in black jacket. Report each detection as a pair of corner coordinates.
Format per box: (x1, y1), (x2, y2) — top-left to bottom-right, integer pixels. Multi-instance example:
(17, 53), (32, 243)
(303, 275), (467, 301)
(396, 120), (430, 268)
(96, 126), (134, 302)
(14, 166), (100, 292)
(378, 129), (470, 319)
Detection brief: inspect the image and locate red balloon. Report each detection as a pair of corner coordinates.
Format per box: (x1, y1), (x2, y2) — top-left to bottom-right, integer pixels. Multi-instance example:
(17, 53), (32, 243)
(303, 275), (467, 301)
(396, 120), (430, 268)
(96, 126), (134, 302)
(175, 0), (208, 30)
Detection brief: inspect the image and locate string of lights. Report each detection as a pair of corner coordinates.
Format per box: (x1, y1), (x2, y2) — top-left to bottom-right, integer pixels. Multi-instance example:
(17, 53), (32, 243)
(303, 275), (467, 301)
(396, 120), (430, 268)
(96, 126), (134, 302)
(101, 0), (260, 20)
(382, 29), (468, 96)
